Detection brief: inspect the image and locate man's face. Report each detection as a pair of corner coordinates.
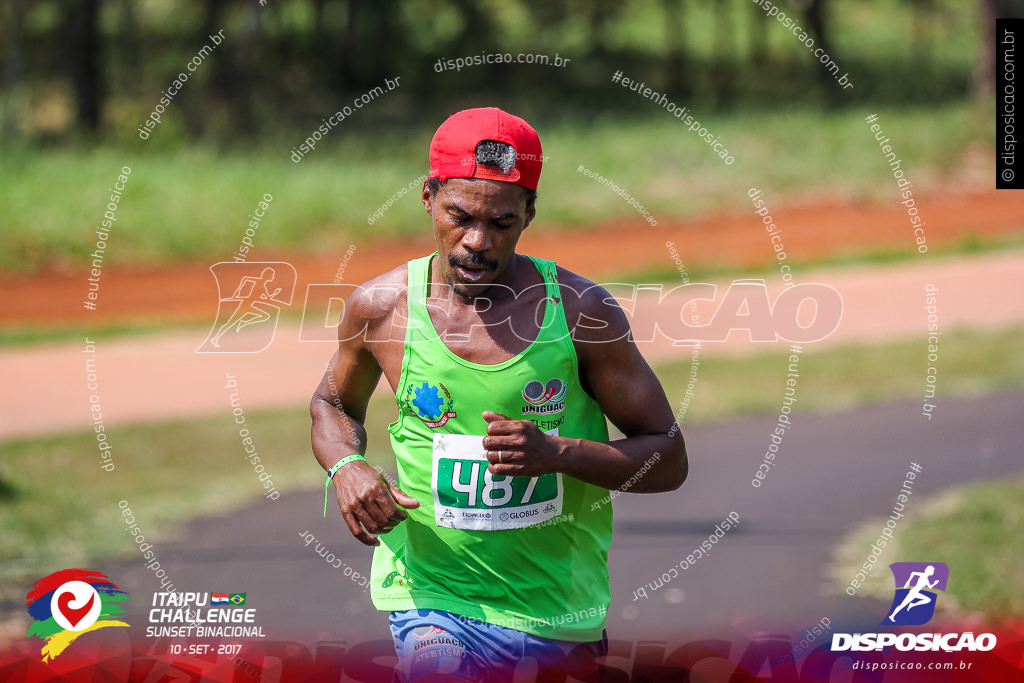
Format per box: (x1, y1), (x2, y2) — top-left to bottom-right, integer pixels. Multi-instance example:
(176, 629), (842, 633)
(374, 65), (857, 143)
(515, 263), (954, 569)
(422, 178), (536, 298)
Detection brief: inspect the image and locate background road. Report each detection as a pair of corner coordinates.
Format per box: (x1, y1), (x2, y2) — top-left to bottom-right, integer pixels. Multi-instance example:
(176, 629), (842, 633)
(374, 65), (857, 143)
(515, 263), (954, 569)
(106, 391), (1024, 650)
(4, 249), (1023, 439)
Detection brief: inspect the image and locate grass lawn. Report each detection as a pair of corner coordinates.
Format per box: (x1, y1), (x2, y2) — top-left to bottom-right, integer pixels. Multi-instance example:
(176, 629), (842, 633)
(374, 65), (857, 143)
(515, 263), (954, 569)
(0, 321), (210, 348)
(1, 100), (990, 273)
(610, 235), (1024, 287)
(829, 477), (1024, 618)
(656, 327), (1024, 423)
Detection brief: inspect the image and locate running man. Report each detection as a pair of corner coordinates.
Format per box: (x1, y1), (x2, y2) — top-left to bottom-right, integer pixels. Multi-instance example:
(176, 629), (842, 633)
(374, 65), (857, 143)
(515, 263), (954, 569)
(311, 107), (688, 681)
(888, 564), (939, 622)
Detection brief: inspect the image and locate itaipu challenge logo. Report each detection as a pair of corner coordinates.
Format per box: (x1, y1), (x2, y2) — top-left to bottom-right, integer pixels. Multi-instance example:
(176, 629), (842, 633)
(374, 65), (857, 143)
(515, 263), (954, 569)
(25, 569), (129, 662)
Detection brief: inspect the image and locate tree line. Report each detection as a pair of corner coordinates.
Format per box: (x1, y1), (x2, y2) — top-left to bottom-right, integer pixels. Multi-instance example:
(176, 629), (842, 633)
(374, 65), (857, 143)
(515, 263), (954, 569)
(1, 0), (1020, 143)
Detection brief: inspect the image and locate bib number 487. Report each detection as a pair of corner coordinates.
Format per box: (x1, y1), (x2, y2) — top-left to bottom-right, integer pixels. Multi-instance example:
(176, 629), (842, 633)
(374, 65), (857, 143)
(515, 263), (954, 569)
(431, 432), (563, 530)
(450, 461), (541, 507)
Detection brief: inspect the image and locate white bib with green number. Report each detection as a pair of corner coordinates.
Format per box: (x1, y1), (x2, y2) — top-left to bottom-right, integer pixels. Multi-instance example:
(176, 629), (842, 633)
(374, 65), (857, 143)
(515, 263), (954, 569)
(430, 432), (563, 531)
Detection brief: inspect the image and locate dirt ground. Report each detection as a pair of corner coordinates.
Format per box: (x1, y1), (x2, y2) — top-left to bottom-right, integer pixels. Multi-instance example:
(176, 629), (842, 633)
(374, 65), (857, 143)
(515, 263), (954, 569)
(1, 188), (1021, 326)
(2, 189), (1023, 440)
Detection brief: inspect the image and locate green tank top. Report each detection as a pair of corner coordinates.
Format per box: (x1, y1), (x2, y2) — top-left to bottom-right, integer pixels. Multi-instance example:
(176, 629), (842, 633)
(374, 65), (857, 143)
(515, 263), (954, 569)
(369, 253), (613, 642)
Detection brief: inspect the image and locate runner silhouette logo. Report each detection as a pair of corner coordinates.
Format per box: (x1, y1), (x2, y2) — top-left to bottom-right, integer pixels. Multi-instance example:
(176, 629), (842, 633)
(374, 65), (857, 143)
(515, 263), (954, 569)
(197, 262), (297, 353)
(883, 562), (949, 626)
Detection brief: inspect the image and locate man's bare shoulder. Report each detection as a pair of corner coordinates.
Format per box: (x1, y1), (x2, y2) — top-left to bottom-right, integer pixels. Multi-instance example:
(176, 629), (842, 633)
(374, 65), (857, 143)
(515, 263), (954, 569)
(553, 265), (630, 345)
(344, 263), (409, 325)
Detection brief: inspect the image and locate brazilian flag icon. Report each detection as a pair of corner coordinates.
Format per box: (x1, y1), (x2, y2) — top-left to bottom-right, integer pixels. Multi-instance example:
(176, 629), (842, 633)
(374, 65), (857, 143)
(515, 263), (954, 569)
(229, 593), (246, 605)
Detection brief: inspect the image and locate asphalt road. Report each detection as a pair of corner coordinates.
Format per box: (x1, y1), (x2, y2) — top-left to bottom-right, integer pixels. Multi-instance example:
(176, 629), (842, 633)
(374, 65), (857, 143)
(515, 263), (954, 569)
(106, 390), (1024, 654)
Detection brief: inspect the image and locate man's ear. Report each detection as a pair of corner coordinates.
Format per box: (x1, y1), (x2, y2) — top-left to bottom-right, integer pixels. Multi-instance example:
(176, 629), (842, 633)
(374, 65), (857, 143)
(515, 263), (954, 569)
(522, 201), (537, 230)
(421, 181), (433, 213)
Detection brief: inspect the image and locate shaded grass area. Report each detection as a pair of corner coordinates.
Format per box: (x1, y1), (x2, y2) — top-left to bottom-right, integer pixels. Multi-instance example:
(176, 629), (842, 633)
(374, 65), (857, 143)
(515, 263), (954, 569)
(1, 101), (990, 273)
(0, 406), (328, 579)
(0, 401), (400, 615)
(1, 327), (1021, 616)
(828, 477), (1024, 617)
(0, 322), (211, 348)
(656, 327), (1024, 422)
(610, 236), (1024, 287)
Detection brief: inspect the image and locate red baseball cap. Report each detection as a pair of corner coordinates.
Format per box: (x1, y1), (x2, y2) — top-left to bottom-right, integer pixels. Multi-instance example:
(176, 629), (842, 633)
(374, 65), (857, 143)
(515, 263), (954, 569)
(428, 107), (543, 191)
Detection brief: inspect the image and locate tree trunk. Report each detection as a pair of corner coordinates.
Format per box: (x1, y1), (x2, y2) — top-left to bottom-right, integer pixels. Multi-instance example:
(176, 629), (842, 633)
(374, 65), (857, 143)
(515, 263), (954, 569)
(714, 0), (734, 104)
(65, 0), (104, 133)
(334, 0), (357, 95)
(118, 0), (141, 99)
(801, 0), (831, 58)
(979, 0), (1024, 93)
(2, 0), (26, 140)
(796, 0), (833, 96)
(749, 0), (768, 63)
(662, 0), (688, 93)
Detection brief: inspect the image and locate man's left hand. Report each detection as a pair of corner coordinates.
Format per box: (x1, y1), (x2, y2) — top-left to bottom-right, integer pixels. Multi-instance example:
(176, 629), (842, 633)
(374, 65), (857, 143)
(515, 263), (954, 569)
(481, 411), (564, 477)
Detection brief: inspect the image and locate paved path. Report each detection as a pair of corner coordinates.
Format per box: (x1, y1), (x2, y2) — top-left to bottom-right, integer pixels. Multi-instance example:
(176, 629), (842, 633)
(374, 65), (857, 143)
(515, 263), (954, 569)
(102, 391), (1024, 648)
(3, 251), (1022, 439)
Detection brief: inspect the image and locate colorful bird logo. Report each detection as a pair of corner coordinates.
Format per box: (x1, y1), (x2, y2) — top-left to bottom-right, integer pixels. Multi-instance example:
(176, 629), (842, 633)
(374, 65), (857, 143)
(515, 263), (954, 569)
(25, 569), (129, 662)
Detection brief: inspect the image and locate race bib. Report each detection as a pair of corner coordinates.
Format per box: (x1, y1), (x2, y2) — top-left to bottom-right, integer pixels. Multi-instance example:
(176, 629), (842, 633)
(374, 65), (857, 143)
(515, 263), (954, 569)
(430, 431), (563, 531)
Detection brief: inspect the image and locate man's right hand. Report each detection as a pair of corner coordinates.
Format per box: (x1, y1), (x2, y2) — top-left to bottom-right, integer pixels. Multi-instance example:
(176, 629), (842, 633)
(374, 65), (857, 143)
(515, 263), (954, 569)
(334, 462), (420, 546)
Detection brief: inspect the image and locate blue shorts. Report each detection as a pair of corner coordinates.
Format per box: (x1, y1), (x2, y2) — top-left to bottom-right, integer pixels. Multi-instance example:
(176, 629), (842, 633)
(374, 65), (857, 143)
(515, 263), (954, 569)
(388, 608), (607, 682)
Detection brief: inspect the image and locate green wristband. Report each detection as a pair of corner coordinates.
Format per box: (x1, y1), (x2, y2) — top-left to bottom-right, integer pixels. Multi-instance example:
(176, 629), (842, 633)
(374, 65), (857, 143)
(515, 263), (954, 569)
(323, 454), (366, 517)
